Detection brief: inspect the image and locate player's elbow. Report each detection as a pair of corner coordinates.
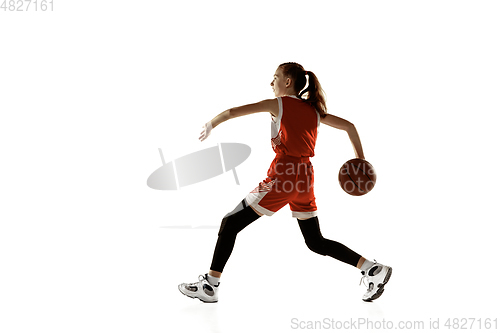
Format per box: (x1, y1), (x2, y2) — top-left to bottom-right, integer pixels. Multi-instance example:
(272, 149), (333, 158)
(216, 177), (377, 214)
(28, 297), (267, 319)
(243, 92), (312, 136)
(345, 123), (361, 141)
(344, 121), (356, 133)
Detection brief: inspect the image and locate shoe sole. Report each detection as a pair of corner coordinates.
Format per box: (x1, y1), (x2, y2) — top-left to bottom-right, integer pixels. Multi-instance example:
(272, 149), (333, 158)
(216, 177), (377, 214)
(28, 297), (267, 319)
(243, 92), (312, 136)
(178, 285), (218, 303)
(363, 266), (392, 302)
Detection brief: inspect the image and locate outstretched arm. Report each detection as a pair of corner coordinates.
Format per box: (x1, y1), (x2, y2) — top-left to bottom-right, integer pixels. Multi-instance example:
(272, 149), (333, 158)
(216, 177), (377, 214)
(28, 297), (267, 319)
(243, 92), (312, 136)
(212, 99), (278, 128)
(320, 113), (365, 159)
(200, 99), (278, 141)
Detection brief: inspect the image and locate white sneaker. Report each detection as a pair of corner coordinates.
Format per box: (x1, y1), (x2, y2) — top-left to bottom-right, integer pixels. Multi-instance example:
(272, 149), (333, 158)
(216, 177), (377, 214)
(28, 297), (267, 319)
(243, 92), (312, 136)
(178, 274), (219, 303)
(360, 261), (392, 302)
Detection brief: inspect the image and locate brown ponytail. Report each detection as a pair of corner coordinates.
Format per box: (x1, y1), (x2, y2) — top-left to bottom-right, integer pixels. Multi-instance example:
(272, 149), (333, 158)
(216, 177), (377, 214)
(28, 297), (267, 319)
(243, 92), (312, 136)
(278, 62), (327, 118)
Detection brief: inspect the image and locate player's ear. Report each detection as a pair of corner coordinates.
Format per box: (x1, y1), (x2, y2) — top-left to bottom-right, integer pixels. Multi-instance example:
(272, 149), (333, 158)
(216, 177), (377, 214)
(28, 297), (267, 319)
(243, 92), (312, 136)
(285, 77), (292, 88)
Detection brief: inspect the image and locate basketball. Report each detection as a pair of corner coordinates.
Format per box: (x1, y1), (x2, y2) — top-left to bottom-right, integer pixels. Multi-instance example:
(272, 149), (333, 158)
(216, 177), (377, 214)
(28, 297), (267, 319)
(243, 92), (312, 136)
(338, 158), (377, 196)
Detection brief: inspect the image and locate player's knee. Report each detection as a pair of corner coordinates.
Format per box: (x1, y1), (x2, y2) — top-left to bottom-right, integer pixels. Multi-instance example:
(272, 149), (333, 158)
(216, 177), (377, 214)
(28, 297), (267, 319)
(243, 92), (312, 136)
(218, 215), (241, 236)
(217, 201), (261, 236)
(304, 237), (328, 256)
(217, 216), (229, 236)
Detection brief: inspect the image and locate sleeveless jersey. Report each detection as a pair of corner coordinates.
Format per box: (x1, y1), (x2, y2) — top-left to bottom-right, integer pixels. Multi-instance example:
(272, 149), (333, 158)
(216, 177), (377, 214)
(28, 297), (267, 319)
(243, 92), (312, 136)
(271, 96), (320, 157)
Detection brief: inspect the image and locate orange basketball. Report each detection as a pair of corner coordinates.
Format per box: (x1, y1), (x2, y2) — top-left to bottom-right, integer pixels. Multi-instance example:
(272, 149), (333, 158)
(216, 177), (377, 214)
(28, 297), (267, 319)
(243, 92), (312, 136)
(338, 158), (377, 196)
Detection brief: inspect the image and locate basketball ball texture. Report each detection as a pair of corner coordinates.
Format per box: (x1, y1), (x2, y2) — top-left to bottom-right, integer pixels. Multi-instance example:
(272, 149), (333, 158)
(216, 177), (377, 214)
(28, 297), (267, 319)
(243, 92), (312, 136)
(338, 158), (377, 196)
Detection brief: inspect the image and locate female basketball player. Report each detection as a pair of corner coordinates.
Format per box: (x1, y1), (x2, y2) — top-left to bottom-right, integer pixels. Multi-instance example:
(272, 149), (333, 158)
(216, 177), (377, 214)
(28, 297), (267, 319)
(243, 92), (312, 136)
(178, 62), (392, 303)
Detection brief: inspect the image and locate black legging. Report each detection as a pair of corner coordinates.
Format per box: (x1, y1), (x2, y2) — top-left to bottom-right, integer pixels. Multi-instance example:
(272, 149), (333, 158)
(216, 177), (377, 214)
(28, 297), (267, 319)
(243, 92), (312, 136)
(297, 216), (361, 267)
(209, 201), (361, 272)
(210, 201), (261, 272)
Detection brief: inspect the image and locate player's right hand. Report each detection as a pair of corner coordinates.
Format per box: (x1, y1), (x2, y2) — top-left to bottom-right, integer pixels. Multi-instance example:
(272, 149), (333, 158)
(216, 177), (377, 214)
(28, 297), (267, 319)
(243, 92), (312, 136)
(199, 121), (213, 142)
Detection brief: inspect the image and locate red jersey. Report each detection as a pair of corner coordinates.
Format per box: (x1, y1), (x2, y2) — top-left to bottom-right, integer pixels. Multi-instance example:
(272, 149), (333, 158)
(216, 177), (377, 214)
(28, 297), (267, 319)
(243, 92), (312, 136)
(271, 96), (320, 157)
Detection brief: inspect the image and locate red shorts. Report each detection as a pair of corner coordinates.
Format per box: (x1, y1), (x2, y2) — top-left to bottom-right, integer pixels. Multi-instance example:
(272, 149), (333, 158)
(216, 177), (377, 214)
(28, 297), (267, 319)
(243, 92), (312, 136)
(245, 154), (317, 218)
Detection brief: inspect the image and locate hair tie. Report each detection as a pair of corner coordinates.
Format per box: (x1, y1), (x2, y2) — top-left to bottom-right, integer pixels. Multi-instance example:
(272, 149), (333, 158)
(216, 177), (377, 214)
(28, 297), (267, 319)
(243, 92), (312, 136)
(304, 71), (308, 75)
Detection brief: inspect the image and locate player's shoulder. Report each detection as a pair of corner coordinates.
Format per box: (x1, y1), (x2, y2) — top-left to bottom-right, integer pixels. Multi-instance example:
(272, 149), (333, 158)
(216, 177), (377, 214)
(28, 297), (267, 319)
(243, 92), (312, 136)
(256, 98), (279, 117)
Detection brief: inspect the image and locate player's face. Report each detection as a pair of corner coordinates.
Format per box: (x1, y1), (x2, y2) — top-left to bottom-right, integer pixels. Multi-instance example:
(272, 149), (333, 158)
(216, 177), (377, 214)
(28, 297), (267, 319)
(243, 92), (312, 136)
(270, 68), (288, 97)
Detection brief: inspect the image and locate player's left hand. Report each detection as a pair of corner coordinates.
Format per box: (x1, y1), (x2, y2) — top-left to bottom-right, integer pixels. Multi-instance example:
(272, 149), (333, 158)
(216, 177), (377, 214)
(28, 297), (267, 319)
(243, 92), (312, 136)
(199, 121), (213, 142)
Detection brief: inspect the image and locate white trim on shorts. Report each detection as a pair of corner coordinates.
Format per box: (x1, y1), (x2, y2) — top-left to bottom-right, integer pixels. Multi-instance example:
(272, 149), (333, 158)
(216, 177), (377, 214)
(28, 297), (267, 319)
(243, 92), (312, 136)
(245, 190), (276, 216)
(251, 203), (276, 216)
(292, 210), (318, 219)
(246, 190), (318, 218)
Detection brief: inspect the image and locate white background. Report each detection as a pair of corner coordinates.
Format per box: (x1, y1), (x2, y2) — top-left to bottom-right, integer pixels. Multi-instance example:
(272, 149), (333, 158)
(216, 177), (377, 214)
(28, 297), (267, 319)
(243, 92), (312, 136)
(1, 1), (499, 332)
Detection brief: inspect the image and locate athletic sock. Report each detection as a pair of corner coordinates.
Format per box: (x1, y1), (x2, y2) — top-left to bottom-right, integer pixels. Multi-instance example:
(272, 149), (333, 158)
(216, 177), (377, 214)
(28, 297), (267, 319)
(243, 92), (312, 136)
(360, 259), (375, 272)
(207, 274), (220, 287)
